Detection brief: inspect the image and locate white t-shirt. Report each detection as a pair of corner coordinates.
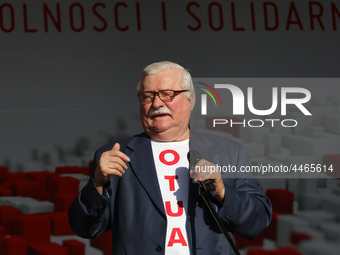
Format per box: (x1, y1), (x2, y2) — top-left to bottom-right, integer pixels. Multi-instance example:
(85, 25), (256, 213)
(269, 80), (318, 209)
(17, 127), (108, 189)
(151, 139), (190, 255)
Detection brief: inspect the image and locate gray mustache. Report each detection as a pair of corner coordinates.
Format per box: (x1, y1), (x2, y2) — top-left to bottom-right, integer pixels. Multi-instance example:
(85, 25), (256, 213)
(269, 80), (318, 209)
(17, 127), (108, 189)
(148, 108), (173, 117)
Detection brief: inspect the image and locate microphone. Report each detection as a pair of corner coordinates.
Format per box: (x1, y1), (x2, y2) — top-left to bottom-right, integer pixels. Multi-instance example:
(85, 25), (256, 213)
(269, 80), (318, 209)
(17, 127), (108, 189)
(188, 151), (239, 254)
(187, 150), (218, 200)
(187, 150), (202, 171)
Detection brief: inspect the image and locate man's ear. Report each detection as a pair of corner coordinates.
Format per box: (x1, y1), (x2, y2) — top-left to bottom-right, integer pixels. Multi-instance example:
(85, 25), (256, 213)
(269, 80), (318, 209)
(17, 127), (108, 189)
(190, 93), (196, 112)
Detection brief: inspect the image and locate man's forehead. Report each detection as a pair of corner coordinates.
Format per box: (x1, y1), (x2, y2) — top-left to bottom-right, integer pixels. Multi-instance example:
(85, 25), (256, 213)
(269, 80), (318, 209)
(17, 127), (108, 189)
(142, 69), (182, 90)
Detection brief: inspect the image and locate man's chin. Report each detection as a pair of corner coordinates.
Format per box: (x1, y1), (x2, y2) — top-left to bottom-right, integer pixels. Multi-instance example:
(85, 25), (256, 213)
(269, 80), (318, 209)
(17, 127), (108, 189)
(147, 126), (171, 138)
(150, 129), (190, 142)
(150, 126), (170, 134)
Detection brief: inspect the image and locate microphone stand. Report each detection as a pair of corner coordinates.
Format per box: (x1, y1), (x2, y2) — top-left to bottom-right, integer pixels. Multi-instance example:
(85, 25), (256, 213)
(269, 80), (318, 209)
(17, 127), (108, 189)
(187, 150), (240, 254)
(198, 182), (241, 255)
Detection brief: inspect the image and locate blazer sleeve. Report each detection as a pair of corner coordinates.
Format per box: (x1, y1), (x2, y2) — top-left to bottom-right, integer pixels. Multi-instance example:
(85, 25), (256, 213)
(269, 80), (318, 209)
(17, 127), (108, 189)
(217, 145), (272, 239)
(68, 148), (114, 238)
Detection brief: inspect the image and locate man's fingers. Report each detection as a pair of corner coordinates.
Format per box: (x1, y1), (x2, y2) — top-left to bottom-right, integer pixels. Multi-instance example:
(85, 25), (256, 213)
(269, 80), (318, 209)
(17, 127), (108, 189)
(108, 161), (127, 173)
(108, 157), (128, 170)
(109, 143), (130, 162)
(98, 162), (126, 180)
(96, 142), (131, 183)
(107, 165), (126, 176)
(112, 142), (120, 151)
(112, 150), (130, 163)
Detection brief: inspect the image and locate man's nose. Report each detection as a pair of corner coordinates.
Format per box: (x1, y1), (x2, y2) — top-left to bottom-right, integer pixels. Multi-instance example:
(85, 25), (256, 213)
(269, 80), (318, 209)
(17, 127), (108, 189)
(151, 94), (165, 108)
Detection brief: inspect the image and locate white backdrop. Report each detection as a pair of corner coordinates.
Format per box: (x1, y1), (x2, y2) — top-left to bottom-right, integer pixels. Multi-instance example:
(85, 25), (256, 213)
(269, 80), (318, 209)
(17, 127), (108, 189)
(1, 0), (339, 167)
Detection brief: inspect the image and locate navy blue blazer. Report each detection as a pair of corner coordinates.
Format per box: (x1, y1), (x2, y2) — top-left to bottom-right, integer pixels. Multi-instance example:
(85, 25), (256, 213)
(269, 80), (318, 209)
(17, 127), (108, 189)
(69, 131), (272, 255)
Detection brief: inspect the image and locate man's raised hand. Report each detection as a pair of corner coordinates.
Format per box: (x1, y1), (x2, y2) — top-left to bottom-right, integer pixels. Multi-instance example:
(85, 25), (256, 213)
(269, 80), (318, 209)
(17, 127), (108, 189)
(94, 143), (130, 194)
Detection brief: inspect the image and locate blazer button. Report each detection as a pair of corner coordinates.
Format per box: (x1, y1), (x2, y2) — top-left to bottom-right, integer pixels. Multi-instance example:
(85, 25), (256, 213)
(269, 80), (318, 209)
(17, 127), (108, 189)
(155, 245), (163, 252)
(93, 212), (99, 218)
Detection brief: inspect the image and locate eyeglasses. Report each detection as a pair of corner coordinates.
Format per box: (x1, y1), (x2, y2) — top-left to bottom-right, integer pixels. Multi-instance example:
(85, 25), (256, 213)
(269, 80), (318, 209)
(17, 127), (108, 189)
(138, 89), (189, 103)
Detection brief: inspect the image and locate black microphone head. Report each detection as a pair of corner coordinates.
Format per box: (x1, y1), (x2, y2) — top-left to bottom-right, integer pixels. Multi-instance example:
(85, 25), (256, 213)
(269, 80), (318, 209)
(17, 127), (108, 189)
(187, 150), (202, 170)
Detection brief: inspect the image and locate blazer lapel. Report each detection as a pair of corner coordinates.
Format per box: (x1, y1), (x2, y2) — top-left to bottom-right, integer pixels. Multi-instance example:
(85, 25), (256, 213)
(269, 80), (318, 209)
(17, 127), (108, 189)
(127, 134), (166, 217)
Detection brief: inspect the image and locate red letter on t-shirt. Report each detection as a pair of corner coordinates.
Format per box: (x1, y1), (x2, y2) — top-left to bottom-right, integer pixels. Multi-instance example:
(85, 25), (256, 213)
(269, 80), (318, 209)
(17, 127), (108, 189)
(159, 150), (180, 165)
(164, 175), (178, 191)
(167, 227), (188, 247)
(165, 201), (183, 217)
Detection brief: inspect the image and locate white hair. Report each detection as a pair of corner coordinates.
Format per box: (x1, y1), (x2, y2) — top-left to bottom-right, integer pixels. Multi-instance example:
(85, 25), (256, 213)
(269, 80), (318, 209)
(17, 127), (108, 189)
(137, 61), (196, 110)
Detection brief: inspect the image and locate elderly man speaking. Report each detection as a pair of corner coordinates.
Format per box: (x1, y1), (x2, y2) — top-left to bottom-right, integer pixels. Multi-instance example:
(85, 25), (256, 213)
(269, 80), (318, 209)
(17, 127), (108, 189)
(69, 61), (272, 255)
